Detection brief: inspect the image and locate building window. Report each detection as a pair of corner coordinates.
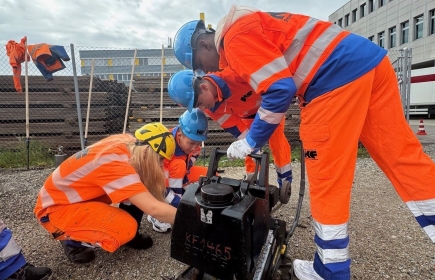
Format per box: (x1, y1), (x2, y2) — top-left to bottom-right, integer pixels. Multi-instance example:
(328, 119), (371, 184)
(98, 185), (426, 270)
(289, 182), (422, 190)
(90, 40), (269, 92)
(338, 18), (343, 27)
(368, 35), (374, 41)
(389, 26), (396, 48)
(352, 9), (357, 22)
(401, 21), (409, 44)
(360, 3), (366, 18)
(378, 31), (385, 48)
(415, 14), (424, 40)
(369, 0), (374, 13)
(429, 9), (435, 35)
(345, 14), (350, 27)
(379, 0), (385, 8)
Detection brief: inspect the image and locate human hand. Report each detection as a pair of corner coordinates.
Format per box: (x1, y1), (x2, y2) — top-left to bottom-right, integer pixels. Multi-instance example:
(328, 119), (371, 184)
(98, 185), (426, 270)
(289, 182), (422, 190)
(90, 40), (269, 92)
(227, 138), (254, 159)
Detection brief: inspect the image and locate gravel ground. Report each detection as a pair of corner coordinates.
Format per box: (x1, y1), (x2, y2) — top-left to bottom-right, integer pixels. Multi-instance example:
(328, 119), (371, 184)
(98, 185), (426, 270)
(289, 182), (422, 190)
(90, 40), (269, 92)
(1, 145), (435, 280)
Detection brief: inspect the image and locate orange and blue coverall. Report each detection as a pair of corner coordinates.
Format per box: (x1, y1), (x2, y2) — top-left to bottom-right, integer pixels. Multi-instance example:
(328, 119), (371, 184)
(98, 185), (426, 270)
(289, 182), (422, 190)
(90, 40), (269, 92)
(27, 44), (70, 81)
(212, 5), (435, 279)
(5, 37), (29, 92)
(203, 67), (292, 187)
(163, 126), (207, 207)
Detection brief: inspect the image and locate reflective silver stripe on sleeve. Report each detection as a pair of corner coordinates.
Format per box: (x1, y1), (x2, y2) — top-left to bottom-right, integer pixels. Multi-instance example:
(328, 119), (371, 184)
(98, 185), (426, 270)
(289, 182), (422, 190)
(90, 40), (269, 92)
(237, 129), (249, 140)
(283, 17), (317, 63)
(168, 178), (183, 189)
(315, 244), (350, 264)
(286, 23), (344, 89)
(165, 189), (176, 204)
(52, 153), (130, 203)
(102, 173), (142, 194)
(216, 114), (232, 126)
(257, 107), (285, 125)
(313, 220), (348, 240)
(0, 234), (22, 262)
(250, 57), (289, 92)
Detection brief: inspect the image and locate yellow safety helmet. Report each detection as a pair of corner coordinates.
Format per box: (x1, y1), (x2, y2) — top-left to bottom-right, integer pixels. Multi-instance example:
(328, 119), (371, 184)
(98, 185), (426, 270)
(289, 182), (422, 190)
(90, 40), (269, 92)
(134, 122), (176, 160)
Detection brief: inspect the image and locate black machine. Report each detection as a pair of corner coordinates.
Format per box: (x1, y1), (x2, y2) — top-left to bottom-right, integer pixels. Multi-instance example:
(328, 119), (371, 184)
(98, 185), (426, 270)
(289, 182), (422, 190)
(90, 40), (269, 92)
(163, 147), (305, 280)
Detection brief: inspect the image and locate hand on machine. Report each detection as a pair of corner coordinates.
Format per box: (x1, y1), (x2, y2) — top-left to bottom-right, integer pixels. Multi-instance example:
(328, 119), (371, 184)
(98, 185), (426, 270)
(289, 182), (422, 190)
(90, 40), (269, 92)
(162, 146), (306, 280)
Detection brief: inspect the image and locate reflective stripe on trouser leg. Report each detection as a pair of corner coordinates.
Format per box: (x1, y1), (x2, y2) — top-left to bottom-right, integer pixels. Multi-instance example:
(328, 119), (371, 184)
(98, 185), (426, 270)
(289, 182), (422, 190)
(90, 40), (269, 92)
(300, 63), (377, 279)
(358, 57), (435, 244)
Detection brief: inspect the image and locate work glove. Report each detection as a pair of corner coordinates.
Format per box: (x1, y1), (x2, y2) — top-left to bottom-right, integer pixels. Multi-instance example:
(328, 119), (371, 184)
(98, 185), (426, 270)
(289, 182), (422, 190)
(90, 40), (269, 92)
(227, 138), (256, 159)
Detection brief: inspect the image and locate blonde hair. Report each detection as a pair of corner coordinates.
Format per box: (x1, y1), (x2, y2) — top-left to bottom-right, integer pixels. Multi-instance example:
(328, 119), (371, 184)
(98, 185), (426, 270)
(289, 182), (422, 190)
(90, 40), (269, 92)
(90, 134), (166, 202)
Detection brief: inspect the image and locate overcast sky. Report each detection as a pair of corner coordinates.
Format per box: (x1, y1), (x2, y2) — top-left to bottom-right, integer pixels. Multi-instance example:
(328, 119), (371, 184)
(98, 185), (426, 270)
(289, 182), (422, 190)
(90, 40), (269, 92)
(0, 0), (348, 49)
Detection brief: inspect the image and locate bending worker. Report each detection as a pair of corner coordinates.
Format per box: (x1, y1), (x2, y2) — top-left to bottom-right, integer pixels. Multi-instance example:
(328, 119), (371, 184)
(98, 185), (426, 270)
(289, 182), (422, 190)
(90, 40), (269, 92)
(168, 68), (292, 203)
(173, 5), (435, 280)
(146, 109), (209, 233)
(34, 123), (176, 264)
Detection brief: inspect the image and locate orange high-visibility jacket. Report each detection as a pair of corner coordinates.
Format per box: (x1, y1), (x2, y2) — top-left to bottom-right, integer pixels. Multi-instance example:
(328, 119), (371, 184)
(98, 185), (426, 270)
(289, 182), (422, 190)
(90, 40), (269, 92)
(5, 37), (30, 92)
(34, 143), (148, 219)
(27, 44), (70, 81)
(203, 67), (260, 139)
(214, 5), (386, 149)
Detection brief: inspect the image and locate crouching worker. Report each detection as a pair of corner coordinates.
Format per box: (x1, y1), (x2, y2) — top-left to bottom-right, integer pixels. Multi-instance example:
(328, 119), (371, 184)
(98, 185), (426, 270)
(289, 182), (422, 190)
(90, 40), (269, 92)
(147, 108), (209, 232)
(34, 123), (176, 264)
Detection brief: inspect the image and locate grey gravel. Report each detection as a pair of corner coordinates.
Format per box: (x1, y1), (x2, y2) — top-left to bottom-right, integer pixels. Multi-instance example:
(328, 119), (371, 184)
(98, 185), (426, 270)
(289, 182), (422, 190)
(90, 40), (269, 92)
(1, 145), (435, 280)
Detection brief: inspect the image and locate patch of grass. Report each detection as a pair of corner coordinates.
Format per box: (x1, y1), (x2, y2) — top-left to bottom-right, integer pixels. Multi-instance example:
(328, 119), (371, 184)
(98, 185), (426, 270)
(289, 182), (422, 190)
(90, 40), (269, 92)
(0, 139), (55, 168)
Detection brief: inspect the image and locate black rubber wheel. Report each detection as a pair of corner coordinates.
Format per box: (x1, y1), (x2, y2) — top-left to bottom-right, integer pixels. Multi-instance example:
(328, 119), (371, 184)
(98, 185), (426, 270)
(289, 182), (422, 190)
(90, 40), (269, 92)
(279, 181), (291, 204)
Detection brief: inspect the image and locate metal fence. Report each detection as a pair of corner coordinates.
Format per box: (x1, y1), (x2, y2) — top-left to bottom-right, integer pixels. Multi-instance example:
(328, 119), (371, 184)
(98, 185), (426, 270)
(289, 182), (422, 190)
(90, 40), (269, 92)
(0, 41), (413, 168)
(0, 43), (301, 167)
(388, 48), (412, 121)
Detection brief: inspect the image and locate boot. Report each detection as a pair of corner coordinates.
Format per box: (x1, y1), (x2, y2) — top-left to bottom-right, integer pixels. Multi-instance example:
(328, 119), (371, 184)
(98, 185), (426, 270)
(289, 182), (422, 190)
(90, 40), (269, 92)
(126, 232), (153, 250)
(6, 263), (52, 280)
(60, 240), (95, 264)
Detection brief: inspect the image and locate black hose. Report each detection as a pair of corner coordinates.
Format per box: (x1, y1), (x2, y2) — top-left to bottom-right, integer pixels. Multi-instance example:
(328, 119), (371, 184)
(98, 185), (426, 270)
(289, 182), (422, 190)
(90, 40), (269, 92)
(285, 141), (305, 243)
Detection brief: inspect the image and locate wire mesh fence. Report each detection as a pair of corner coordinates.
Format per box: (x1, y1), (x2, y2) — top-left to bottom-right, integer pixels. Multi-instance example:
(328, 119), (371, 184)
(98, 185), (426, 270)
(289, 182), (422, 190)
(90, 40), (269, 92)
(0, 43), (301, 168)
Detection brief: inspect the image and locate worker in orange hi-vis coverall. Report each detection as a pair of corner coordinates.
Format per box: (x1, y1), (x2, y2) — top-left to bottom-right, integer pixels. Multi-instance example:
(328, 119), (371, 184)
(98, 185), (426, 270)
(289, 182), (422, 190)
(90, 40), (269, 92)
(168, 68), (293, 204)
(34, 123), (177, 264)
(147, 109), (209, 233)
(173, 5), (435, 280)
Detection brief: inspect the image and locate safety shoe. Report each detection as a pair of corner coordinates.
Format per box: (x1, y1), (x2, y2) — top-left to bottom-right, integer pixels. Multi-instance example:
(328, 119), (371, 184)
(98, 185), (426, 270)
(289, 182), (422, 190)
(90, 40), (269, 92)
(6, 263), (53, 280)
(293, 259), (323, 280)
(126, 232), (153, 250)
(147, 215), (171, 233)
(60, 240), (95, 264)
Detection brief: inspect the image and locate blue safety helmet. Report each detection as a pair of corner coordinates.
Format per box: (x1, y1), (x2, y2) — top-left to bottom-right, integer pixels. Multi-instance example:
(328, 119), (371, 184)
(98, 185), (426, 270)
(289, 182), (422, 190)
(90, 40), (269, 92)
(168, 70), (195, 112)
(173, 20), (214, 69)
(179, 108), (208, 142)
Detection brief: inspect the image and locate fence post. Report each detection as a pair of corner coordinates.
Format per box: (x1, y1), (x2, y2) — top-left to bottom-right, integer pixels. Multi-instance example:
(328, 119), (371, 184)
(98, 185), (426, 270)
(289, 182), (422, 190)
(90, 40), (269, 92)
(160, 44), (164, 123)
(404, 48), (412, 123)
(84, 59), (95, 147)
(24, 37), (30, 170)
(70, 43), (85, 150)
(123, 49), (137, 134)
